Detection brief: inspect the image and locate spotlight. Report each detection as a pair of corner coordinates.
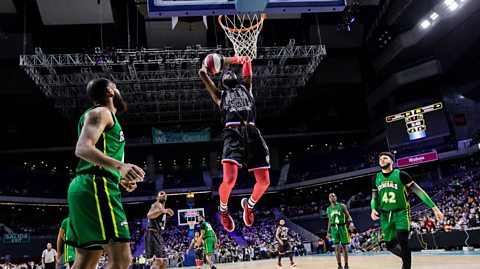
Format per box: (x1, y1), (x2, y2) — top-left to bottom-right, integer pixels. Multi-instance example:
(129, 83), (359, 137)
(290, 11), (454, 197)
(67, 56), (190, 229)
(445, 0), (459, 11)
(430, 12), (439, 20)
(420, 20), (431, 29)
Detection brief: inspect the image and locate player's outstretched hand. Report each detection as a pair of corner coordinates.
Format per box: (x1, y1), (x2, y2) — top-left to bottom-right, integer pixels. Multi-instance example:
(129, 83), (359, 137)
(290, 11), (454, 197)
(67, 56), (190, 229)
(120, 180), (137, 192)
(165, 208), (174, 216)
(326, 234), (331, 241)
(349, 222), (356, 231)
(371, 209), (380, 220)
(119, 163), (145, 183)
(432, 206), (444, 221)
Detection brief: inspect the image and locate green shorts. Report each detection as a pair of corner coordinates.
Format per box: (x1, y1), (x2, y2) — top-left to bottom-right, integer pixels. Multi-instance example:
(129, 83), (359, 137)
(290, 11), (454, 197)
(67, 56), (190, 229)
(330, 225), (350, 245)
(63, 244), (76, 263)
(204, 237), (215, 254)
(380, 208), (410, 242)
(66, 174), (130, 249)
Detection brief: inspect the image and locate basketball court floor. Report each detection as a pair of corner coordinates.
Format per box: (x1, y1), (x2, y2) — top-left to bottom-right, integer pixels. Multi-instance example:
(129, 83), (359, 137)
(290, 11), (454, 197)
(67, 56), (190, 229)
(201, 252), (480, 269)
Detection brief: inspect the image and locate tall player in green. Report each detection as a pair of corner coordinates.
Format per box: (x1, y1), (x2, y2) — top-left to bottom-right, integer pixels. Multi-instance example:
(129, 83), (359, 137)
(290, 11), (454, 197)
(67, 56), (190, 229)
(371, 152), (443, 269)
(66, 78), (145, 269)
(326, 193), (355, 269)
(197, 215), (217, 269)
(56, 217), (75, 268)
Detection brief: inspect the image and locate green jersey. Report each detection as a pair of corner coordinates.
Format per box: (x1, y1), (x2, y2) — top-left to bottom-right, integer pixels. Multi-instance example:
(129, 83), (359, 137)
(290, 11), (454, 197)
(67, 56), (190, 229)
(76, 106), (125, 183)
(200, 221), (215, 238)
(327, 203), (346, 225)
(375, 169), (409, 211)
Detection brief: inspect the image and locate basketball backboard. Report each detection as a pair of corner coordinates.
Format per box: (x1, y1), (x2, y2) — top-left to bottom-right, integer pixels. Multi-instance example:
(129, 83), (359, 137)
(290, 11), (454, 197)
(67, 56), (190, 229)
(177, 208), (205, 227)
(148, 0), (345, 18)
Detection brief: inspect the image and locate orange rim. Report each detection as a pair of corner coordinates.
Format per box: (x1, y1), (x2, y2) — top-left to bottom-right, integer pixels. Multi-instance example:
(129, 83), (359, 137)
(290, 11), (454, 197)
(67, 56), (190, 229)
(218, 14), (266, 33)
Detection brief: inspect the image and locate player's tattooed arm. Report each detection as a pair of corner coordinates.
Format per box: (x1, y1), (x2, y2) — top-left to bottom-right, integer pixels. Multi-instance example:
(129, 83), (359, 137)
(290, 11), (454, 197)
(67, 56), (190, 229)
(199, 62), (221, 106)
(76, 107), (144, 182)
(147, 202), (172, 219)
(200, 229), (206, 243)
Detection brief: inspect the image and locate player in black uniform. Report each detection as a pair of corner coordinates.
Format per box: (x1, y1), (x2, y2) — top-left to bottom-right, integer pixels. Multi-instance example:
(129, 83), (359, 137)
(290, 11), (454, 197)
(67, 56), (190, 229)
(275, 219), (296, 269)
(145, 191), (174, 269)
(187, 231), (204, 269)
(199, 55), (271, 232)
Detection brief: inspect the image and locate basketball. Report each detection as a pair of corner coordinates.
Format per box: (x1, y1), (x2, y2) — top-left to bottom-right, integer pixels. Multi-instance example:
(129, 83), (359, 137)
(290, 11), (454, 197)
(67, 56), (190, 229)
(204, 53), (224, 75)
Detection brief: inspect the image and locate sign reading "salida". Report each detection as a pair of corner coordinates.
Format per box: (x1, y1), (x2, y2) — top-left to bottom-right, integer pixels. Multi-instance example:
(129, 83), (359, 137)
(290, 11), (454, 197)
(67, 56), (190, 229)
(3, 233), (30, 244)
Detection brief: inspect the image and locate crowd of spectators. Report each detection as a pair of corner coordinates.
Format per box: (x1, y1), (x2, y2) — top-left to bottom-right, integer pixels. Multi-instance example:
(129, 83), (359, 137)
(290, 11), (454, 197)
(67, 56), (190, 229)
(281, 201), (326, 217)
(471, 129), (480, 145)
(411, 172), (480, 233)
(127, 208), (306, 266)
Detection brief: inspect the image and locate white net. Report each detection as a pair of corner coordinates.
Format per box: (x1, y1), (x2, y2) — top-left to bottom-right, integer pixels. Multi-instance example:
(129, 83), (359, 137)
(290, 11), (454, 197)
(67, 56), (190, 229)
(218, 14), (266, 59)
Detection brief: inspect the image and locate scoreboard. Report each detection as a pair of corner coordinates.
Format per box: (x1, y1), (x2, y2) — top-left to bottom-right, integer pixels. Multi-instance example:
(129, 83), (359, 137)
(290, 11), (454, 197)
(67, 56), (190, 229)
(385, 102), (450, 147)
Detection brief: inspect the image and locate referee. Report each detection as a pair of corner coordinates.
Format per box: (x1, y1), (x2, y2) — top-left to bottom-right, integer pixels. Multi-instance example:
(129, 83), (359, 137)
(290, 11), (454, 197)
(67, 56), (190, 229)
(41, 243), (57, 269)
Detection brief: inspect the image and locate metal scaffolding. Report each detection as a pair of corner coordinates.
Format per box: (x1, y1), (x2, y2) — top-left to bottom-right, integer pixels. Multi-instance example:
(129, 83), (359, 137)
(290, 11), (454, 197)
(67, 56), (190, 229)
(20, 41), (326, 124)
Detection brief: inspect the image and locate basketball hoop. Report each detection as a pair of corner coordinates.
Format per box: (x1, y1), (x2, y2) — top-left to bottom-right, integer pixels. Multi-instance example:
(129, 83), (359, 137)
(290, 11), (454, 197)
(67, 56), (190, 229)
(218, 14), (266, 59)
(187, 219), (196, 230)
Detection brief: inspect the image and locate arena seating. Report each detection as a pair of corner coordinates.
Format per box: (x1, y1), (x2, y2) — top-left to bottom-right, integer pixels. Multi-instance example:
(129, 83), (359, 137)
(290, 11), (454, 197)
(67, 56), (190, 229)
(163, 169), (206, 189)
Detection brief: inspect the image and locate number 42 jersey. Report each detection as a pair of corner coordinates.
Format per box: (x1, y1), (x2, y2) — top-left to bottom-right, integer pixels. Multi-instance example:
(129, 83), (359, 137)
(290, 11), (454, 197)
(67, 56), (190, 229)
(373, 169), (413, 211)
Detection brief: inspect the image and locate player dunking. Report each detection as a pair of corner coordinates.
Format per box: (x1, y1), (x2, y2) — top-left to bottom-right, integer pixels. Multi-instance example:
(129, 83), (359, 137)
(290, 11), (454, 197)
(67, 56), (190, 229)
(66, 78), (145, 269)
(56, 217), (75, 268)
(326, 193), (355, 269)
(371, 152), (444, 269)
(199, 56), (270, 232)
(275, 219), (296, 269)
(197, 215), (217, 269)
(145, 191), (174, 269)
(187, 231), (204, 269)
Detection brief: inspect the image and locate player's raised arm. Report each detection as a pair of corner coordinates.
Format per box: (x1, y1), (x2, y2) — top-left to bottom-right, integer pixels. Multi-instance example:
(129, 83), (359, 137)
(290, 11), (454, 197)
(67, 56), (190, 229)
(224, 56), (252, 94)
(198, 62), (221, 106)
